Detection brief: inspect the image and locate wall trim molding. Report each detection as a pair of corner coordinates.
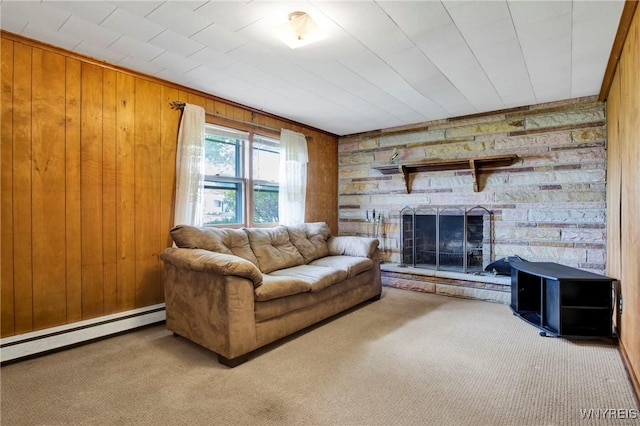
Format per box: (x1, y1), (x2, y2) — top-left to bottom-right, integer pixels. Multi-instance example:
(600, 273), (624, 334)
(598, 0), (638, 101)
(619, 337), (640, 405)
(0, 305), (166, 363)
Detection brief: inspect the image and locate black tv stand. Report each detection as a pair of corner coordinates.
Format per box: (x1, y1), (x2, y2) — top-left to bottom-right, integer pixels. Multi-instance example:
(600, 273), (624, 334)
(510, 262), (615, 339)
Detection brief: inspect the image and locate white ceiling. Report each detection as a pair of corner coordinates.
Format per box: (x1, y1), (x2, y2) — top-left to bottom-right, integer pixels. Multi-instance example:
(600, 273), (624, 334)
(1, 0), (624, 136)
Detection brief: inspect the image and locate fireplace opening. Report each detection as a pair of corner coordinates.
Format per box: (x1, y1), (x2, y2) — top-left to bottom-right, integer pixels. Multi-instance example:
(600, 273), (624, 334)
(400, 206), (492, 273)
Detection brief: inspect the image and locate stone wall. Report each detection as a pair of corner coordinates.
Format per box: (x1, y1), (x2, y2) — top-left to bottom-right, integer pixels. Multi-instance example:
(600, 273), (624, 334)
(338, 96), (607, 275)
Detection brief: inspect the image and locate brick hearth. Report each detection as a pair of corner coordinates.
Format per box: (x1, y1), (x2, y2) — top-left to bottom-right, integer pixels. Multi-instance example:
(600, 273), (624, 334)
(380, 263), (510, 304)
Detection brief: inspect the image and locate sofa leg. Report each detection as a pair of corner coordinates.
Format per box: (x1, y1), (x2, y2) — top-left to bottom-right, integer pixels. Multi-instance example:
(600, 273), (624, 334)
(217, 353), (249, 368)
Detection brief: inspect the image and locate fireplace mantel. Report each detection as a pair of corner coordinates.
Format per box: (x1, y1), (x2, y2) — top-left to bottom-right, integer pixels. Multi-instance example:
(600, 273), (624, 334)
(373, 154), (518, 192)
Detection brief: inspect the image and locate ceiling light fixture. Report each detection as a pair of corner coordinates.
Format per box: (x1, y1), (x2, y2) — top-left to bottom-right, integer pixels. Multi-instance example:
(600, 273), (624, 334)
(276, 11), (328, 49)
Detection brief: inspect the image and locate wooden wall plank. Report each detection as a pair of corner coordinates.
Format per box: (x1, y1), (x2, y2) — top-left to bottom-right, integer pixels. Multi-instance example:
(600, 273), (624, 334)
(1, 34), (339, 337)
(1, 38), (15, 336)
(306, 132), (339, 232)
(31, 48), (67, 329)
(619, 8), (640, 394)
(134, 79), (162, 307)
(607, 4), (640, 399)
(606, 75), (621, 280)
(65, 57), (82, 323)
(160, 86), (180, 248)
(80, 63), (104, 319)
(115, 72), (136, 311)
(12, 42), (33, 334)
(102, 68), (118, 313)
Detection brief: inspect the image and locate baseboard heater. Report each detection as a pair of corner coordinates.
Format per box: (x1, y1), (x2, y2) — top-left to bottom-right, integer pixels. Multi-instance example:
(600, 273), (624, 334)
(0, 304), (166, 363)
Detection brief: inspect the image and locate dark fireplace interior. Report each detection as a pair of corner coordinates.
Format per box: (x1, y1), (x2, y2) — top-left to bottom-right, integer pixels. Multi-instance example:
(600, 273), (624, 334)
(401, 207), (491, 273)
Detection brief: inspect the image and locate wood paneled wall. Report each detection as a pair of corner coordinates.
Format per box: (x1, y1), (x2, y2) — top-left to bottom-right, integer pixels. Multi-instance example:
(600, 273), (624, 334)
(0, 33), (338, 338)
(605, 4), (640, 398)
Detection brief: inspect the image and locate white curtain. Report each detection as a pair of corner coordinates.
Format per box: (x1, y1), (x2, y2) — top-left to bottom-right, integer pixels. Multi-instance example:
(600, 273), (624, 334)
(174, 104), (205, 226)
(279, 129), (308, 225)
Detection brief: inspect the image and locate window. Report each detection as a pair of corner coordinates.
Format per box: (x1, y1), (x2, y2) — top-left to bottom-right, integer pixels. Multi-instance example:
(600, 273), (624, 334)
(202, 124), (280, 226)
(252, 135), (280, 224)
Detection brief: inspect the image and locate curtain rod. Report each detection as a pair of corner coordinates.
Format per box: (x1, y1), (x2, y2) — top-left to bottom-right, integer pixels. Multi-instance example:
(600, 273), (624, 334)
(170, 101), (312, 140)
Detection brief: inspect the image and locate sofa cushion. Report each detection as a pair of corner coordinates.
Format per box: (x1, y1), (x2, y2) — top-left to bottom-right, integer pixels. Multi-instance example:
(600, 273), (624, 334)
(328, 236), (379, 258)
(270, 264), (347, 293)
(309, 255), (373, 279)
(286, 222), (331, 263)
(255, 272), (370, 322)
(255, 275), (311, 302)
(244, 226), (305, 273)
(170, 225), (259, 266)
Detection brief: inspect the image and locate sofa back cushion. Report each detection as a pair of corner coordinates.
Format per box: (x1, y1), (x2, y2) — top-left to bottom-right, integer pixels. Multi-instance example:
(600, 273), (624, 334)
(244, 226), (304, 273)
(286, 222), (330, 263)
(170, 225), (259, 266)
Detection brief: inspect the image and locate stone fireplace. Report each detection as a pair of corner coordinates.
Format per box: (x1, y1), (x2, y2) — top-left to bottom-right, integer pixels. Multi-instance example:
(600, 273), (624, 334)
(400, 206), (492, 273)
(337, 97), (607, 304)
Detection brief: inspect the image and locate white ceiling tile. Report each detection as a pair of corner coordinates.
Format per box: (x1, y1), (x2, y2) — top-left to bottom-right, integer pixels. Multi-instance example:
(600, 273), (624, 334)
(330, 4), (413, 56)
(205, 75), (257, 100)
(221, 62), (265, 82)
(73, 41), (127, 64)
(227, 42), (277, 67)
(144, 1), (212, 37)
(378, 1), (451, 37)
(117, 55), (165, 76)
(2, 1), (70, 32)
(419, 83), (476, 116)
(187, 47), (237, 71)
(0, 0), (626, 135)
(153, 69), (190, 85)
(106, 1), (163, 18)
(21, 23), (81, 52)
(44, 1), (117, 25)
(413, 22), (466, 55)
(445, 0), (511, 27)
(191, 23), (249, 54)
(148, 30), (205, 57)
(183, 66), (230, 85)
(171, 1), (210, 12)
(572, 0), (625, 23)
(360, 27), (414, 57)
(150, 51), (200, 74)
(515, 14), (571, 42)
(196, 1), (264, 33)
(59, 16), (120, 49)
(110, 36), (164, 61)
(384, 47), (442, 86)
(507, 1), (572, 24)
(424, 42), (502, 108)
(0, 14), (27, 34)
(462, 18), (517, 47)
(101, 8), (165, 42)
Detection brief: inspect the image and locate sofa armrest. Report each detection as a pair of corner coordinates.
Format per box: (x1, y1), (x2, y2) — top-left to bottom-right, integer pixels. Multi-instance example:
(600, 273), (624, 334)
(327, 236), (379, 258)
(160, 247), (263, 287)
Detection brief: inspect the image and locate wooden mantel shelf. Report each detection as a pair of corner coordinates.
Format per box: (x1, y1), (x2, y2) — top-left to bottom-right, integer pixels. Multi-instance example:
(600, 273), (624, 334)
(373, 154), (518, 193)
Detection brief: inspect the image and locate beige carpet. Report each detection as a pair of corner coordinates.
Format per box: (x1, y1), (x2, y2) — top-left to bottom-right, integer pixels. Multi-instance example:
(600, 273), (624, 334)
(1, 287), (638, 426)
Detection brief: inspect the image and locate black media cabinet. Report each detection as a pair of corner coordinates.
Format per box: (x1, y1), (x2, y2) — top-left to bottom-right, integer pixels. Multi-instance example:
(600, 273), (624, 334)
(510, 262), (615, 339)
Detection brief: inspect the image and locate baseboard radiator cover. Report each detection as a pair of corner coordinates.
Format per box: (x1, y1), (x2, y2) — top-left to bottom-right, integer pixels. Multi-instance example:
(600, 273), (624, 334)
(0, 304), (166, 363)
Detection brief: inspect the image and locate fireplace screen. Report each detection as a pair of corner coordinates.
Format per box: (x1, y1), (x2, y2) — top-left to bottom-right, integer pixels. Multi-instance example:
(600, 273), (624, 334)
(400, 206), (492, 273)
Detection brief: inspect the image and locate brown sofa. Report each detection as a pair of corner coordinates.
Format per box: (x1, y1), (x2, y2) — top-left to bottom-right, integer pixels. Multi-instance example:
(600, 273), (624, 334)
(160, 222), (382, 367)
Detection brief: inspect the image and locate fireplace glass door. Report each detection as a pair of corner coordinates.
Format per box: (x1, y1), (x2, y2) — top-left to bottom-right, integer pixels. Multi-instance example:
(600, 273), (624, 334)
(401, 206), (492, 273)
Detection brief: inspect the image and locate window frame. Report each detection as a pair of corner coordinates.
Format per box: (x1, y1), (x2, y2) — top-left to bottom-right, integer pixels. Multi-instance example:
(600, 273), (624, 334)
(203, 122), (280, 228)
